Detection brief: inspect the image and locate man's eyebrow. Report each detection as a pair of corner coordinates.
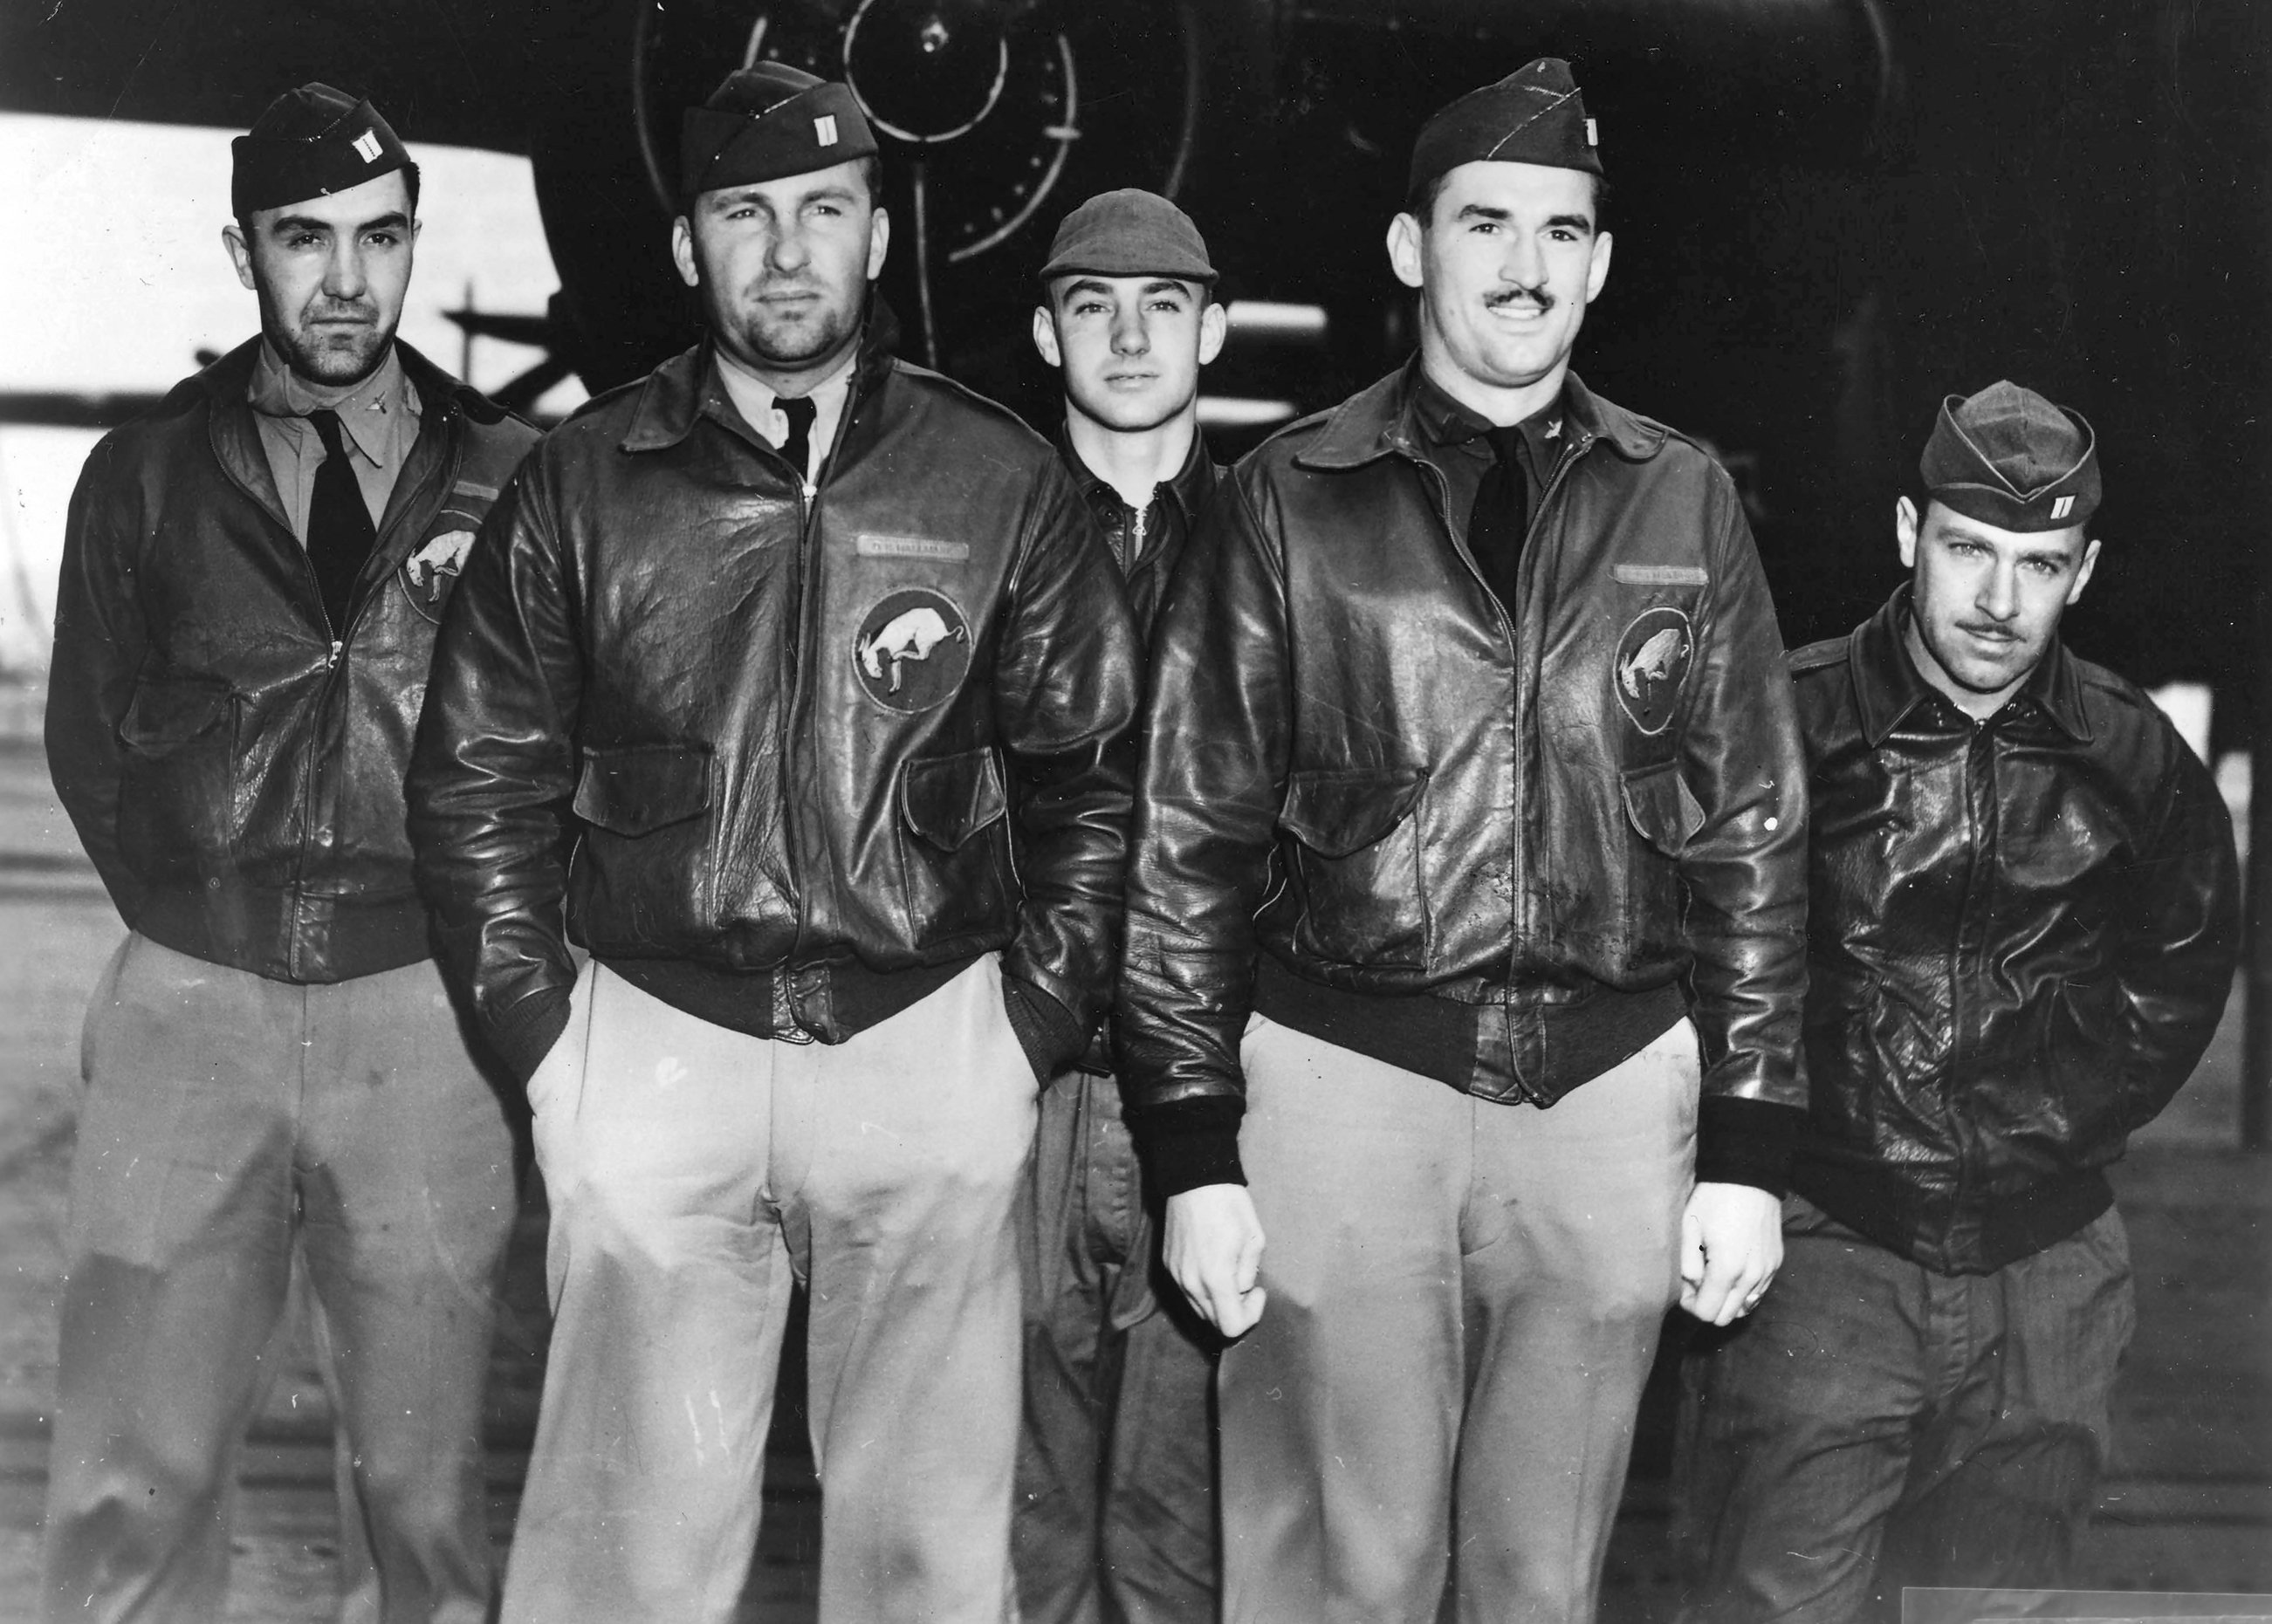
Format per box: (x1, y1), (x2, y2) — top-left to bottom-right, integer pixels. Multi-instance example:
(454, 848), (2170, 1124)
(1453, 202), (1512, 223)
(1141, 278), (1193, 298)
(353, 212), (412, 235)
(1058, 277), (1115, 303)
(266, 213), (334, 236)
(1545, 211), (1595, 234)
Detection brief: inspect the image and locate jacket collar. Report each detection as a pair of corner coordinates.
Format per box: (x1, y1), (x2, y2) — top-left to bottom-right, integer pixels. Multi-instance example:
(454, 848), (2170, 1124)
(1850, 585), (2093, 745)
(1294, 358), (1665, 472)
(1056, 415), (1216, 521)
(621, 296), (903, 455)
(184, 334), (495, 429)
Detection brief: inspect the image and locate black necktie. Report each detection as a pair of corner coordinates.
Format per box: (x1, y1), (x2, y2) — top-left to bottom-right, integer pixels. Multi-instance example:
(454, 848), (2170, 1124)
(1466, 425), (1531, 613)
(776, 394), (817, 483)
(305, 409), (376, 634)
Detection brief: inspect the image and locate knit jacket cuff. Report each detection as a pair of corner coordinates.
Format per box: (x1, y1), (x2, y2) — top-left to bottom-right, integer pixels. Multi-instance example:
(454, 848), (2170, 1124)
(491, 987), (572, 1087)
(1127, 1096), (1247, 1199)
(1002, 975), (1088, 1084)
(1694, 1096), (1805, 1196)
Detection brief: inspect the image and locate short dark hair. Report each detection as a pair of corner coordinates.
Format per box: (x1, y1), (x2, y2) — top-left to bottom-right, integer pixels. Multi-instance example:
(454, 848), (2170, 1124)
(236, 158), (421, 239)
(1404, 166), (1607, 232)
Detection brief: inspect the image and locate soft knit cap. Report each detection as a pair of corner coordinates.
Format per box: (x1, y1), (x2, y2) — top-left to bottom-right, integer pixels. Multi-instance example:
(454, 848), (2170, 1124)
(1040, 189), (1217, 286)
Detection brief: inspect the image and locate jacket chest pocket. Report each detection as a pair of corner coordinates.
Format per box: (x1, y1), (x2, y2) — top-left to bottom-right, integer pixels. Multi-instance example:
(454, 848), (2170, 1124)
(116, 676), (238, 876)
(571, 741), (716, 949)
(896, 746), (1013, 951)
(1276, 766), (1431, 970)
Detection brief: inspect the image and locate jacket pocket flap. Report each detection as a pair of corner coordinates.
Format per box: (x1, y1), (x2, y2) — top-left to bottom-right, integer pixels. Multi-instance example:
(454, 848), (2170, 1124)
(901, 747), (1009, 851)
(118, 678), (230, 751)
(1279, 766), (1428, 858)
(1620, 760), (1706, 856)
(573, 743), (713, 837)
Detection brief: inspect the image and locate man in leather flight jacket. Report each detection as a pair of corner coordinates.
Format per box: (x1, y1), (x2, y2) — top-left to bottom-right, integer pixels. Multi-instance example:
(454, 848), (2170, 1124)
(407, 66), (1139, 1622)
(1014, 188), (1228, 1624)
(41, 87), (536, 1623)
(1115, 61), (1809, 1623)
(1675, 382), (2240, 1621)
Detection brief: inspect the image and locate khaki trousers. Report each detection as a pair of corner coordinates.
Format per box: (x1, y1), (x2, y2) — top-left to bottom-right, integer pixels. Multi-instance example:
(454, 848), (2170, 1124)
(498, 956), (1036, 1624)
(1221, 1014), (1699, 1624)
(42, 934), (516, 1624)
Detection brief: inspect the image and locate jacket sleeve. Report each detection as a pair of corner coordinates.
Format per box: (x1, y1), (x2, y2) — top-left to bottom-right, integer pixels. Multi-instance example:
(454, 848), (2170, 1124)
(44, 434), (151, 923)
(991, 463), (1143, 1053)
(2100, 729), (2241, 1134)
(406, 455), (584, 1080)
(1115, 471), (1289, 1145)
(1676, 474), (1811, 1117)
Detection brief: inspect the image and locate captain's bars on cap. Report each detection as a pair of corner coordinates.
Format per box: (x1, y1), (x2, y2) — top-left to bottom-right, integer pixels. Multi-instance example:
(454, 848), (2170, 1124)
(680, 63), (880, 203)
(1921, 380), (2101, 534)
(1409, 56), (1603, 202)
(231, 82), (412, 217)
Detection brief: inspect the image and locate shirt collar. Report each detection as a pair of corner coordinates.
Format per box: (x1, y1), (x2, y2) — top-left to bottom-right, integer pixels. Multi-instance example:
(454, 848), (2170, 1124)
(247, 339), (419, 467)
(1851, 585), (2092, 744)
(1056, 418), (1213, 521)
(1411, 363), (1564, 458)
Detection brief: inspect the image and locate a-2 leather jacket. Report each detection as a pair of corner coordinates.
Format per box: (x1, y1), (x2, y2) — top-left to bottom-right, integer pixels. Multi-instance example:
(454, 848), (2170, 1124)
(45, 339), (537, 983)
(1115, 364), (1809, 1130)
(407, 317), (1141, 1081)
(1060, 420), (1220, 641)
(1788, 591), (2240, 1273)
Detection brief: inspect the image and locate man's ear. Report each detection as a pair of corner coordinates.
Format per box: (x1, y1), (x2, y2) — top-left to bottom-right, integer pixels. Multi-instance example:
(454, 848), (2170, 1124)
(670, 216), (699, 291)
(1198, 298), (1228, 366)
(1032, 305), (1062, 369)
(867, 206), (891, 280)
(223, 221), (257, 293)
(1584, 230), (1613, 304)
(2067, 537), (2102, 606)
(1387, 211), (1425, 292)
(1895, 496), (1920, 570)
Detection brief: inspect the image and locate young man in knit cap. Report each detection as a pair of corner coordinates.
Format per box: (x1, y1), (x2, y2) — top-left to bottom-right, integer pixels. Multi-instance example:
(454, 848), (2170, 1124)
(408, 63), (1139, 1622)
(1674, 382), (2239, 1621)
(1115, 57), (1809, 1622)
(41, 83), (536, 1623)
(1016, 188), (1228, 1622)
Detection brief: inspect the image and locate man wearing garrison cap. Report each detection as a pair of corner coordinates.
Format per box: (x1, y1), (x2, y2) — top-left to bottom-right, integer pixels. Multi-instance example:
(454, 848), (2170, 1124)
(408, 61), (1140, 1622)
(1675, 382), (2238, 1619)
(1015, 188), (1228, 1622)
(42, 82), (537, 1622)
(1115, 57), (1809, 1620)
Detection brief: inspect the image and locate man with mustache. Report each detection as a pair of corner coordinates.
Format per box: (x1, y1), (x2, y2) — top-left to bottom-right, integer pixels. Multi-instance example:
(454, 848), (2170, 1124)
(1675, 382), (2239, 1620)
(41, 83), (536, 1622)
(1016, 188), (1228, 1622)
(1116, 58), (1809, 1621)
(408, 63), (1139, 1622)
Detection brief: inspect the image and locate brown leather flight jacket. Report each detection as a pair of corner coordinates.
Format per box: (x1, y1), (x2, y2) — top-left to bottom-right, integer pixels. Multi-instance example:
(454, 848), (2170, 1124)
(407, 319), (1141, 1078)
(45, 339), (538, 983)
(1116, 367), (1809, 1114)
(1788, 593), (2240, 1272)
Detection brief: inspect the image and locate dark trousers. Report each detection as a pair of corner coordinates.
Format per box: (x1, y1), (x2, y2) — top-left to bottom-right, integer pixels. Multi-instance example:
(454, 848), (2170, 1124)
(1014, 1071), (1220, 1623)
(41, 934), (517, 1624)
(1673, 1194), (2134, 1624)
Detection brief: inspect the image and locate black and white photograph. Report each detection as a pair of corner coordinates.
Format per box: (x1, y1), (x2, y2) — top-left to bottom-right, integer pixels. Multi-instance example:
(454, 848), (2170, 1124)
(0, 2), (2265, 1621)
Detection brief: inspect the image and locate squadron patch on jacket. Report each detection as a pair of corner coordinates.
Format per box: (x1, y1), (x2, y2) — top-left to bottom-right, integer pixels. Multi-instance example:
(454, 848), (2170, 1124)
(855, 587), (971, 712)
(401, 530), (476, 623)
(1612, 606), (1693, 736)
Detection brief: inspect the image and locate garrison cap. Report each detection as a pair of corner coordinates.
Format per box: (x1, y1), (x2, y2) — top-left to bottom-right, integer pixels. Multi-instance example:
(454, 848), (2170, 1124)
(1040, 189), (1217, 286)
(1921, 380), (2100, 533)
(680, 63), (877, 204)
(1409, 57), (1603, 202)
(231, 83), (411, 218)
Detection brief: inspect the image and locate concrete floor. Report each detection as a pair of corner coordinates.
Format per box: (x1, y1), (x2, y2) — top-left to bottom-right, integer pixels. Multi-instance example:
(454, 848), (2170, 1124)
(0, 729), (2263, 1621)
